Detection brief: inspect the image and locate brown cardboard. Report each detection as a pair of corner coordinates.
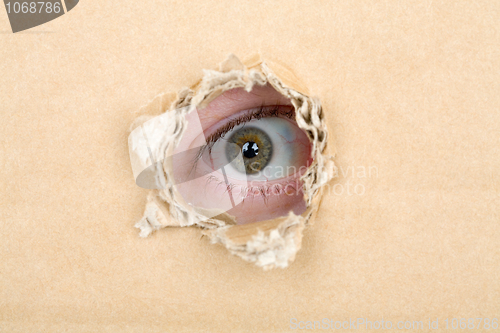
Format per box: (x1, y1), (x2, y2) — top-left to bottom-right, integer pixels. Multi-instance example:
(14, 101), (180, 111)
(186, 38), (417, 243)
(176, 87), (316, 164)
(1, 1), (499, 332)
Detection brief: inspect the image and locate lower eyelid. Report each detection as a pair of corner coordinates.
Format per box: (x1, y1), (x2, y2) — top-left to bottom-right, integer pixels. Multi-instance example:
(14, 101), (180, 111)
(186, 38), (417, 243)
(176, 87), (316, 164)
(206, 172), (304, 199)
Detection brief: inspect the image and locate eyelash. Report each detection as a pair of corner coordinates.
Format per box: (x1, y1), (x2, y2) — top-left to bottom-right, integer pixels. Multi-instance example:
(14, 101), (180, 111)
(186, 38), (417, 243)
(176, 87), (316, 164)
(194, 104), (295, 164)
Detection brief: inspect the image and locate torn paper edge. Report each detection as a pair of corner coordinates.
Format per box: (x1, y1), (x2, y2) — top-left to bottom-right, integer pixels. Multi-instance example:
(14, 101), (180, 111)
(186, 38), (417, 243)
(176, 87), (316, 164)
(129, 54), (337, 269)
(202, 211), (306, 270)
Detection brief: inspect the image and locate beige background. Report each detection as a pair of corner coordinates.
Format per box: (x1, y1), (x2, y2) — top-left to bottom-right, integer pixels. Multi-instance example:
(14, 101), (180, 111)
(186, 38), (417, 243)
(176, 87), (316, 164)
(1, 1), (499, 332)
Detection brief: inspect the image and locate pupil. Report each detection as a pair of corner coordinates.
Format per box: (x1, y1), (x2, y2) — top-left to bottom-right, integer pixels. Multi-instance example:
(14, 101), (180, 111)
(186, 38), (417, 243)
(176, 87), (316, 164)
(242, 141), (259, 158)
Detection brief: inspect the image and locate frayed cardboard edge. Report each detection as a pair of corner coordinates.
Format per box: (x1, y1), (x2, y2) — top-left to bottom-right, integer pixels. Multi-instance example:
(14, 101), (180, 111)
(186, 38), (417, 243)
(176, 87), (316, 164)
(129, 54), (336, 269)
(202, 211), (305, 270)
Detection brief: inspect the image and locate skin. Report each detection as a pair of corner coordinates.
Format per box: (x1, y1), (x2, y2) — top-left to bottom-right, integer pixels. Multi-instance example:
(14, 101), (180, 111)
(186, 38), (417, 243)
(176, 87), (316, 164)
(198, 84), (293, 131)
(172, 84), (311, 224)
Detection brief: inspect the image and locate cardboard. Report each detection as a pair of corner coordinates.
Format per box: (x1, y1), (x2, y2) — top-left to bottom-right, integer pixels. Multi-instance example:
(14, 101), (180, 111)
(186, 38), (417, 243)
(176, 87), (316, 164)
(1, 1), (499, 331)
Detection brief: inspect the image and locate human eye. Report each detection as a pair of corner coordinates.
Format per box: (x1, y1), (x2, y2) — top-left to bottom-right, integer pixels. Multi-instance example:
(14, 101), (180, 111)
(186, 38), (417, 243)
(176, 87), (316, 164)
(171, 84), (312, 224)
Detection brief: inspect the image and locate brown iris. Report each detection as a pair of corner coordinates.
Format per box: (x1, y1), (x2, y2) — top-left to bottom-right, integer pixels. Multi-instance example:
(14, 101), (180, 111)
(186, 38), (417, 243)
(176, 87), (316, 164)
(225, 127), (273, 174)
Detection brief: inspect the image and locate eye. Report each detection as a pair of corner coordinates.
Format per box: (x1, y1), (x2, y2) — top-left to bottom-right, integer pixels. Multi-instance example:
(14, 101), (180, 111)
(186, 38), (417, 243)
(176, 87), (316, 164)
(201, 107), (311, 183)
(172, 85), (312, 224)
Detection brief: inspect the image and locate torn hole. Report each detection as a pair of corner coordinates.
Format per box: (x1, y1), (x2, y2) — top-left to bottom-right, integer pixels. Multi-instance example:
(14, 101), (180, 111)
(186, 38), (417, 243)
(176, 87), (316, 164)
(128, 54), (336, 269)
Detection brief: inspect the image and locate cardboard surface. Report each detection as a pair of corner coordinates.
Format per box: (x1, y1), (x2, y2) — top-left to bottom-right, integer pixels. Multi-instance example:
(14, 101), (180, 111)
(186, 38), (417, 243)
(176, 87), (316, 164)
(1, 1), (499, 332)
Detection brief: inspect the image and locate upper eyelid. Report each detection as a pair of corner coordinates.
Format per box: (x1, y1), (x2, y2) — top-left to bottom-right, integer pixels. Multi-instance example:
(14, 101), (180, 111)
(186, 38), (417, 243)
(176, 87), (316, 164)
(205, 105), (295, 145)
(197, 86), (293, 126)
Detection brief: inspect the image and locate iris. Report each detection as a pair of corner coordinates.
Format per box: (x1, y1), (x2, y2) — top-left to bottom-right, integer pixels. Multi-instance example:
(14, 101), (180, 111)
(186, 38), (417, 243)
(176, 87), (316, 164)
(225, 127), (272, 174)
